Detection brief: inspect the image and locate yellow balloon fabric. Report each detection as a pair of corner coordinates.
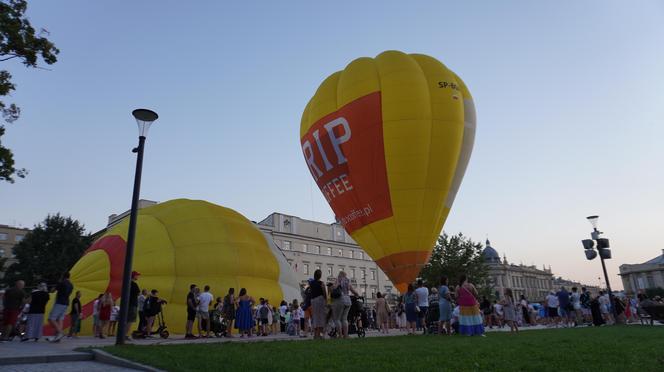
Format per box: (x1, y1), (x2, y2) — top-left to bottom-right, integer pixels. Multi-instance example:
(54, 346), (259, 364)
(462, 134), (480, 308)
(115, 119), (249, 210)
(300, 51), (476, 292)
(64, 199), (300, 335)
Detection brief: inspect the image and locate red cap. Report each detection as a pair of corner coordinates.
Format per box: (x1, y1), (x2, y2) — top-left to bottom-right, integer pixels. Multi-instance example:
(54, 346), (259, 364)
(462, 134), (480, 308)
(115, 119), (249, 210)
(131, 271), (141, 278)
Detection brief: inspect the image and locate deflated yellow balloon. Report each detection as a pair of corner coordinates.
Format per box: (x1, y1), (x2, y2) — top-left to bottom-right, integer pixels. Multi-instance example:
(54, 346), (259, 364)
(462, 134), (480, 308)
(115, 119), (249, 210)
(65, 199), (300, 334)
(300, 51), (476, 292)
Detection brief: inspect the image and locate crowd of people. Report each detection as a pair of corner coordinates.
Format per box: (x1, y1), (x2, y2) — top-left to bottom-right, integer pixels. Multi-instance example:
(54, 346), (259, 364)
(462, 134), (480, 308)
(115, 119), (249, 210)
(2, 269), (663, 343)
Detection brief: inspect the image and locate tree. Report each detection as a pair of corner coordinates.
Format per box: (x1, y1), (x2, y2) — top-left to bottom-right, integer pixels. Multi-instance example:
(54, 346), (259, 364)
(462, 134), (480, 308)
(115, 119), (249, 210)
(419, 233), (492, 298)
(0, 0), (59, 183)
(2, 214), (91, 287)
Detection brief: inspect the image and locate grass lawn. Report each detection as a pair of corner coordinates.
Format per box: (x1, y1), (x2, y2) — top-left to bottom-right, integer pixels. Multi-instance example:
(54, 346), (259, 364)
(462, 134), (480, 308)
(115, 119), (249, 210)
(104, 326), (664, 371)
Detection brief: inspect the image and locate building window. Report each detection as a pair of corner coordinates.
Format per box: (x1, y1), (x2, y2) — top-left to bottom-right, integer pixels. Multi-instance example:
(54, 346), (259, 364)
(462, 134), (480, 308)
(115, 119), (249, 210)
(316, 265), (321, 272)
(0, 233), (8, 240)
(358, 252), (364, 260)
(302, 244), (308, 253)
(361, 269), (366, 279)
(338, 249), (343, 256)
(0, 248), (5, 256)
(283, 240), (291, 250)
(348, 250), (353, 259)
(371, 287), (376, 299)
(371, 270), (376, 280)
(313, 245), (320, 254)
(303, 264), (309, 275)
(327, 266), (333, 277)
(15, 235), (24, 242)
(326, 247), (332, 256)
(350, 269), (355, 278)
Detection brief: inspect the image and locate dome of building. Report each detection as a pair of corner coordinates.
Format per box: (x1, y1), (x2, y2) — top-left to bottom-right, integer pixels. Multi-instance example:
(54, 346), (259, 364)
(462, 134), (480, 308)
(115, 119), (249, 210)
(482, 239), (502, 263)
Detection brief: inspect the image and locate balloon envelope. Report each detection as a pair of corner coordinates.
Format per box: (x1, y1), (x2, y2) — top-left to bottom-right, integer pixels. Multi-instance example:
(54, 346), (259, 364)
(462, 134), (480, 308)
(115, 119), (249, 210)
(58, 199), (300, 335)
(300, 51), (476, 292)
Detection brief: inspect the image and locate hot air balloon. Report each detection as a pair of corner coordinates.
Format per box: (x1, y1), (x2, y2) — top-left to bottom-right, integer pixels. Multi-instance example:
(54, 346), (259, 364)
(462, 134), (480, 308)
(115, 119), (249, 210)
(47, 199), (300, 335)
(300, 51), (476, 292)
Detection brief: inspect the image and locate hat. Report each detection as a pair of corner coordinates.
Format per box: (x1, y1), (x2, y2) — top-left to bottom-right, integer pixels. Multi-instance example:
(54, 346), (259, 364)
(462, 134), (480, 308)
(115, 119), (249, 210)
(131, 271), (141, 278)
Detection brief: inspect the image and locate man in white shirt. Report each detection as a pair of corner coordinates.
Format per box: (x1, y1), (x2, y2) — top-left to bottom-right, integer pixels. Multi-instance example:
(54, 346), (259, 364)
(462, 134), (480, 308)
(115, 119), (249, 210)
(197, 285), (214, 338)
(414, 279), (429, 334)
(545, 291), (560, 327)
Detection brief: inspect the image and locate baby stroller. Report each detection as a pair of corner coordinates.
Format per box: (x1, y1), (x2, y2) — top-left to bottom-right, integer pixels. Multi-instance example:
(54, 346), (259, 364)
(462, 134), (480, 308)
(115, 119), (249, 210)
(348, 296), (366, 338)
(211, 310), (228, 337)
(426, 299), (440, 334)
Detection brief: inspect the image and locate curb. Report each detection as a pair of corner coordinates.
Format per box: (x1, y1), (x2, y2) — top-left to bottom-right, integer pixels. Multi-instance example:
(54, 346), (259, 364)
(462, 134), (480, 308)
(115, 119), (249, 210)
(0, 352), (93, 366)
(91, 349), (165, 372)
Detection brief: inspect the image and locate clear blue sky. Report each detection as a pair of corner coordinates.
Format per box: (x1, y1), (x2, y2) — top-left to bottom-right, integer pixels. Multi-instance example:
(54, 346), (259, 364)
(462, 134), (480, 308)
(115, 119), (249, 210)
(2, 1), (663, 289)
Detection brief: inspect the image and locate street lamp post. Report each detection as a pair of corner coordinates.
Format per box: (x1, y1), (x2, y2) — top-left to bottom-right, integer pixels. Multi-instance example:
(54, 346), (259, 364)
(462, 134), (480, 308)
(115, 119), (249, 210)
(581, 215), (617, 322)
(116, 109), (158, 345)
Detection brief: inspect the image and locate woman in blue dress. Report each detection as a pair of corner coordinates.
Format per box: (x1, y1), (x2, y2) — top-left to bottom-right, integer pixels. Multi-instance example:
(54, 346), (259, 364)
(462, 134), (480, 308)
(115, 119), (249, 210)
(438, 276), (452, 335)
(404, 283), (418, 335)
(234, 288), (255, 337)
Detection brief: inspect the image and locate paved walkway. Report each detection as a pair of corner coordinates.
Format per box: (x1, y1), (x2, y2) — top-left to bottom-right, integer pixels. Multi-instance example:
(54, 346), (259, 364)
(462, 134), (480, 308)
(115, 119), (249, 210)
(0, 361), (137, 372)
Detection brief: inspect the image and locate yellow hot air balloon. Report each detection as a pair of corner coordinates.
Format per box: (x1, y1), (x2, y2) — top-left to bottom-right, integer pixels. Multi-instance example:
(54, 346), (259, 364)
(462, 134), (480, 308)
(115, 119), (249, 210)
(56, 199), (300, 335)
(300, 51), (476, 292)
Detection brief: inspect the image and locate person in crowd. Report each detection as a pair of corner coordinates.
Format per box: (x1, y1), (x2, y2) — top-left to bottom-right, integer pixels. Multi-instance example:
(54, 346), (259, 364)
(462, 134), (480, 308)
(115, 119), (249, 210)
(375, 291), (390, 334)
(580, 287), (592, 323)
(185, 284), (198, 339)
(257, 298), (270, 336)
(438, 276), (453, 335)
(137, 288), (148, 335)
(590, 293), (605, 326)
(450, 305), (460, 334)
(47, 272), (73, 342)
(22, 282), (49, 342)
(235, 288), (255, 338)
(197, 285), (213, 338)
(91, 293), (103, 337)
(397, 299), (407, 331)
(265, 299), (275, 335)
(628, 295), (639, 323)
(125, 270), (141, 340)
(144, 289), (166, 337)
(480, 296), (492, 328)
(309, 269), (327, 340)
(493, 300), (504, 328)
(291, 299), (303, 337)
(330, 271), (359, 339)
(545, 290), (559, 327)
(404, 283), (418, 335)
(415, 279), (429, 334)
(67, 291), (82, 338)
(613, 295), (627, 324)
(108, 298), (119, 336)
(270, 306), (279, 335)
(519, 295), (531, 326)
(556, 286), (571, 327)
(1, 280), (26, 341)
(301, 301), (310, 337)
(279, 300), (288, 333)
(97, 292), (113, 338)
(501, 288), (518, 333)
(570, 287), (582, 326)
(598, 290), (613, 324)
(222, 288), (236, 337)
(455, 274), (485, 336)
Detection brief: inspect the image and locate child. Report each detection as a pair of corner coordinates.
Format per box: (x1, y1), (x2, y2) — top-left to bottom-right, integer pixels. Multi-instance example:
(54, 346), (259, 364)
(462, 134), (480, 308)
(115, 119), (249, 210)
(97, 293), (113, 338)
(291, 299), (302, 336)
(258, 299), (270, 336)
(271, 306), (280, 335)
(108, 299), (119, 336)
(91, 294), (103, 337)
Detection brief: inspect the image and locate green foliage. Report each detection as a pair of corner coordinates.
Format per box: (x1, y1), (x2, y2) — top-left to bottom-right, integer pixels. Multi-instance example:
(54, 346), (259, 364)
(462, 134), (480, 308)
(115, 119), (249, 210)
(0, 0), (59, 183)
(419, 233), (492, 297)
(104, 326), (664, 371)
(2, 214), (91, 287)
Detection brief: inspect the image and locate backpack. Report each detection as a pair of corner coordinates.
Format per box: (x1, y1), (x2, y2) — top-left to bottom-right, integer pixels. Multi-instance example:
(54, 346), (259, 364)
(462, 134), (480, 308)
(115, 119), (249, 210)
(259, 305), (269, 319)
(331, 285), (342, 299)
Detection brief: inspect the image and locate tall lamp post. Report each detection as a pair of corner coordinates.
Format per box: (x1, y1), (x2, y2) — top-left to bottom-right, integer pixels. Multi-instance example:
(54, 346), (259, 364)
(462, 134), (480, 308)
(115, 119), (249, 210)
(116, 109), (158, 345)
(581, 215), (617, 322)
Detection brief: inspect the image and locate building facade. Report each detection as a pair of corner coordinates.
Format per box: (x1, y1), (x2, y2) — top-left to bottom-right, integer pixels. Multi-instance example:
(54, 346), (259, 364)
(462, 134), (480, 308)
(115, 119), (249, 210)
(552, 277), (600, 296)
(0, 224), (31, 274)
(483, 239), (554, 301)
(619, 250), (664, 295)
(257, 213), (398, 306)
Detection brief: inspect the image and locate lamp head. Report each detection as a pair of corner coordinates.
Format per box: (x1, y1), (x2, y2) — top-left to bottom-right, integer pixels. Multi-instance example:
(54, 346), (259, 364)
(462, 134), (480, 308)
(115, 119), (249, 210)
(586, 215), (599, 230)
(132, 109), (158, 137)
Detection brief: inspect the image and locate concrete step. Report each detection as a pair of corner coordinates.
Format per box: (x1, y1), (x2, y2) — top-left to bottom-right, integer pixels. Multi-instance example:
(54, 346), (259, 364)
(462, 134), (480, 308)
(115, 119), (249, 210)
(0, 352), (93, 366)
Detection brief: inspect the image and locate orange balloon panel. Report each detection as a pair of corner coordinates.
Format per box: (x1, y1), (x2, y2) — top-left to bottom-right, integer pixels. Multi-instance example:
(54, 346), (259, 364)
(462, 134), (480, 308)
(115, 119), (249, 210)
(300, 51), (476, 292)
